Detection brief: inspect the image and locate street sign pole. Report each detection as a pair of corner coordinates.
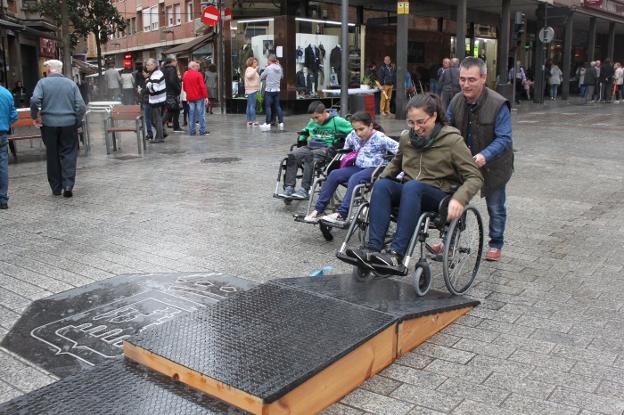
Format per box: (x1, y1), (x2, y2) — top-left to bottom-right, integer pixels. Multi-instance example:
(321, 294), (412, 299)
(218, 0), (226, 114)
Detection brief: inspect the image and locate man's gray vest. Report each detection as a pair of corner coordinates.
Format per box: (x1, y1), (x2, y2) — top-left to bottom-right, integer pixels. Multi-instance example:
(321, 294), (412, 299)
(449, 87), (513, 196)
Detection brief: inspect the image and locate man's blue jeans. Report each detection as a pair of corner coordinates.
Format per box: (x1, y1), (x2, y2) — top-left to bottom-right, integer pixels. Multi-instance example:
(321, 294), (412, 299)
(485, 185), (507, 249)
(188, 99), (207, 135)
(0, 136), (8, 204)
(315, 166), (375, 217)
(264, 91), (284, 124)
(246, 92), (257, 122)
(368, 178), (447, 256)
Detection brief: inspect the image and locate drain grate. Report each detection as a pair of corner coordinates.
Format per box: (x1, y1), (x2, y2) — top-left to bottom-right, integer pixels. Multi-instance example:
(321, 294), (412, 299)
(201, 157), (241, 164)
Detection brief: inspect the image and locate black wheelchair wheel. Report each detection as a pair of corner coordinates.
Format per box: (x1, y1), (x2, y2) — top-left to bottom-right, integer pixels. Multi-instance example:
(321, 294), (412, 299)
(412, 260), (432, 297)
(320, 222), (333, 241)
(442, 206), (484, 295)
(352, 265), (375, 282)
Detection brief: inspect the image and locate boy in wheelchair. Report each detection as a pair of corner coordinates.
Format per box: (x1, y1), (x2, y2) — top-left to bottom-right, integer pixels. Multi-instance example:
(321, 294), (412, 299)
(302, 111), (398, 225)
(278, 101), (353, 200)
(345, 93), (483, 269)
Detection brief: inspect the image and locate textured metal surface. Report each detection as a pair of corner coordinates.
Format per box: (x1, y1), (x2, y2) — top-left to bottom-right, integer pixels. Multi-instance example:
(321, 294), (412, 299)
(128, 283), (395, 403)
(1, 272), (256, 378)
(272, 275), (479, 321)
(0, 359), (246, 415)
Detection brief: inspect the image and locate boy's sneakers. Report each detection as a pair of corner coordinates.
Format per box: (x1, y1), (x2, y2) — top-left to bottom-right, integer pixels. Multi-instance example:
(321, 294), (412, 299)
(370, 250), (402, 268)
(304, 210), (321, 223)
(321, 212), (346, 226)
(259, 123), (271, 131)
(278, 122), (285, 131)
(291, 188), (309, 200)
(278, 186), (294, 198)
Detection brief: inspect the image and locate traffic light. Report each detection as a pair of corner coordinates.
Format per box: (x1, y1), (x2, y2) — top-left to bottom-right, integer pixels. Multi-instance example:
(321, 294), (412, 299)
(512, 11), (526, 45)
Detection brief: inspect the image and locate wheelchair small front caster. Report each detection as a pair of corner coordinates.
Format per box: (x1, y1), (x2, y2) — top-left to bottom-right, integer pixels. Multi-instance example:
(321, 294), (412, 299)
(352, 265), (374, 282)
(320, 222), (333, 241)
(412, 260), (432, 297)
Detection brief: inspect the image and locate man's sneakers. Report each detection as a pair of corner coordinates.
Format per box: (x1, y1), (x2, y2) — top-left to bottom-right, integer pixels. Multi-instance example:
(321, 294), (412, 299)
(345, 247), (374, 264)
(63, 188), (73, 198)
(0, 202), (7, 209)
(278, 186), (294, 198)
(291, 188), (309, 200)
(485, 247), (502, 262)
(321, 212), (346, 226)
(279, 122), (285, 131)
(259, 123), (271, 131)
(303, 210), (321, 223)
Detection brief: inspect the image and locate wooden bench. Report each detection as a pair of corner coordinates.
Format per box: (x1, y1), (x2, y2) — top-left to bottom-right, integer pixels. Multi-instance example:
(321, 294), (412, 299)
(8, 111), (41, 161)
(9, 111), (88, 161)
(104, 105), (145, 155)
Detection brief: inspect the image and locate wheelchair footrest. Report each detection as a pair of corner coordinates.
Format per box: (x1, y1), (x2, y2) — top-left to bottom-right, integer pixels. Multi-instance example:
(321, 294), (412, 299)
(320, 219), (350, 230)
(336, 251), (409, 277)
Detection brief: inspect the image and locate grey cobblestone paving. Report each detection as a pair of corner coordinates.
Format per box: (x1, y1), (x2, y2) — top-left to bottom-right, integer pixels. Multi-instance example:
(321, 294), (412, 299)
(1, 101), (624, 413)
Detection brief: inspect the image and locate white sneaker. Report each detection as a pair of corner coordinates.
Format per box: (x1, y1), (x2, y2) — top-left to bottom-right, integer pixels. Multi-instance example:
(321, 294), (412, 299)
(322, 212), (346, 225)
(259, 123), (271, 131)
(304, 210), (320, 223)
(279, 122), (285, 131)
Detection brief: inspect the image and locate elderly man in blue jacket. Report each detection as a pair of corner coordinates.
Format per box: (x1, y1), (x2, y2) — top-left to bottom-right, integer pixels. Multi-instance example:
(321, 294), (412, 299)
(31, 59), (86, 198)
(0, 84), (18, 209)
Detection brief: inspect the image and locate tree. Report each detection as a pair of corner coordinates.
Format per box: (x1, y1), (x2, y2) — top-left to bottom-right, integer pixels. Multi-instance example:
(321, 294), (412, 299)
(38, 0), (126, 76)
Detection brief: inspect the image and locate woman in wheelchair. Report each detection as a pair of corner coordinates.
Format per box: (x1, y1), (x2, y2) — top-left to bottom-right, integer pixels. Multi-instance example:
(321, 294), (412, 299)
(303, 111), (398, 225)
(347, 93), (483, 268)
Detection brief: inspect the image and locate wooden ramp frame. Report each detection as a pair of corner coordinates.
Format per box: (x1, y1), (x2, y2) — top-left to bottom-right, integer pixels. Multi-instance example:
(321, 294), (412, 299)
(124, 306), (473, 415)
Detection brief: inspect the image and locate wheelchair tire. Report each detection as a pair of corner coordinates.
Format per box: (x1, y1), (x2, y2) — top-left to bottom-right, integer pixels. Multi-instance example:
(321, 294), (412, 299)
(442, 206), (484, 295)
(412, 260), (432, 297)
(352, 266), (375, 282)
(320, 222), (333, 241)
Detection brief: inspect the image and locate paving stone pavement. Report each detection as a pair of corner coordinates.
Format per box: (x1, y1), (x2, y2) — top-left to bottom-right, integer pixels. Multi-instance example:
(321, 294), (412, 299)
(1, 99), (624, 414)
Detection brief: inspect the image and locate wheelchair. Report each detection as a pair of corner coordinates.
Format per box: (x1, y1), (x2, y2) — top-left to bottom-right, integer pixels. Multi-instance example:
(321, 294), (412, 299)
(273, 131), (346, 207)
(336, 189), (484, 296)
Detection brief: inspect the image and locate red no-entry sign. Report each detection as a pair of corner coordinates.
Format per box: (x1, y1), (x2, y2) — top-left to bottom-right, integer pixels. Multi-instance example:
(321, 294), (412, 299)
(201, 5), (220, 27)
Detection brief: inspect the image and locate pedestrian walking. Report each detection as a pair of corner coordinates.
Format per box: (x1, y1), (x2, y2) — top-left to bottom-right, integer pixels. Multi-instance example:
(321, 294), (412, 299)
(180, 81), (189, 126)
(162, 56), (183, 132)
(594, 60), (602, 101)
(377, 56), (396, 116)
(583, 61), (597, 104)
(244, 57), (260, 126)
(30, 59), (86, 198)
(549, 63), (562, 100)
(204, 64), (218, 115)
(438, 58), (454, 109)
(104, 63), (121, 101)
(576, 64), (586, 98)
(182, 61), (209, 136)
(0, 84), (18, 209)
(120, 68), (135, 105)
(446, 57), (513, 262)
(614, 62), (623, 103)
(509, 62), (526, 104)
(601, 59), (614, 102)
(259, 54), (284, 131)
(144, 58), (167, 143)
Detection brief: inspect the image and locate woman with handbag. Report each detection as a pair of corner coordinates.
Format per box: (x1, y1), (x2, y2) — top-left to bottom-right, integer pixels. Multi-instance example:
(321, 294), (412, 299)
(304, 111), (398, 225)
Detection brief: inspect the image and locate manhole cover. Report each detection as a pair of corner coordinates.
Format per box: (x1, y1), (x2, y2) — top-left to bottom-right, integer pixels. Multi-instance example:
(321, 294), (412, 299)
(201, 157), (241, 164)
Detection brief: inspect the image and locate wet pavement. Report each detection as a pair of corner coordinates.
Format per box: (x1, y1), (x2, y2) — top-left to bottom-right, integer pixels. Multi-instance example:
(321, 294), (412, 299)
(1, 99), (624, 414)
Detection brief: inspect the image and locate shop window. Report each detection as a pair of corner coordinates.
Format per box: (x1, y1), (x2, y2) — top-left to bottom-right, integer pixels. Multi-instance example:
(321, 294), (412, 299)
(174, 4), (181, 25)
(293, 17), (359, 99)
(230, 18), (274, 98)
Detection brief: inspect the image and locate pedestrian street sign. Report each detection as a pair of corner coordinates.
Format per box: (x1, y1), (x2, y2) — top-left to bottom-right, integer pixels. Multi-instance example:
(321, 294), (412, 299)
(397, 1), (410, 15)
(539, 26), (555, 44)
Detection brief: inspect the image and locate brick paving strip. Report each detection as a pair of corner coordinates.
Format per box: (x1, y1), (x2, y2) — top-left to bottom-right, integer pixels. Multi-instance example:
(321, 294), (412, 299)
(1, 102), (624, 414)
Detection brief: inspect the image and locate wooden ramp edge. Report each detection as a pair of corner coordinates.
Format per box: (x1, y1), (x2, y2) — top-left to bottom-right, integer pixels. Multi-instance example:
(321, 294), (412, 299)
(124, 324), (397, 415)
(123, 305), (475, 415)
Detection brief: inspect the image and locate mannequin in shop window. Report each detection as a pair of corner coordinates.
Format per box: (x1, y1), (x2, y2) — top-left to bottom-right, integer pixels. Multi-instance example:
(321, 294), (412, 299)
(296, 65), (315, 97)
(330, 45), (342, 84)
(305, 43), (321, 91)
(239, 38), (254, 77)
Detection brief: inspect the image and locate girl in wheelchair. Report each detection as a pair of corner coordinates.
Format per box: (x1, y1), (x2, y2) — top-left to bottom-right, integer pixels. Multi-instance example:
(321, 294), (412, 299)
(346, 93), (483, 268)
(303, 111), (399, 225)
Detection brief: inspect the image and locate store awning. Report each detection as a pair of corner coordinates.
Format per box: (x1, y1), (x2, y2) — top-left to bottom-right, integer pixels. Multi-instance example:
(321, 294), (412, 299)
(164, 33), (215, 56)
(73, 59), (98, 75)
(0, 18), (25, 31)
